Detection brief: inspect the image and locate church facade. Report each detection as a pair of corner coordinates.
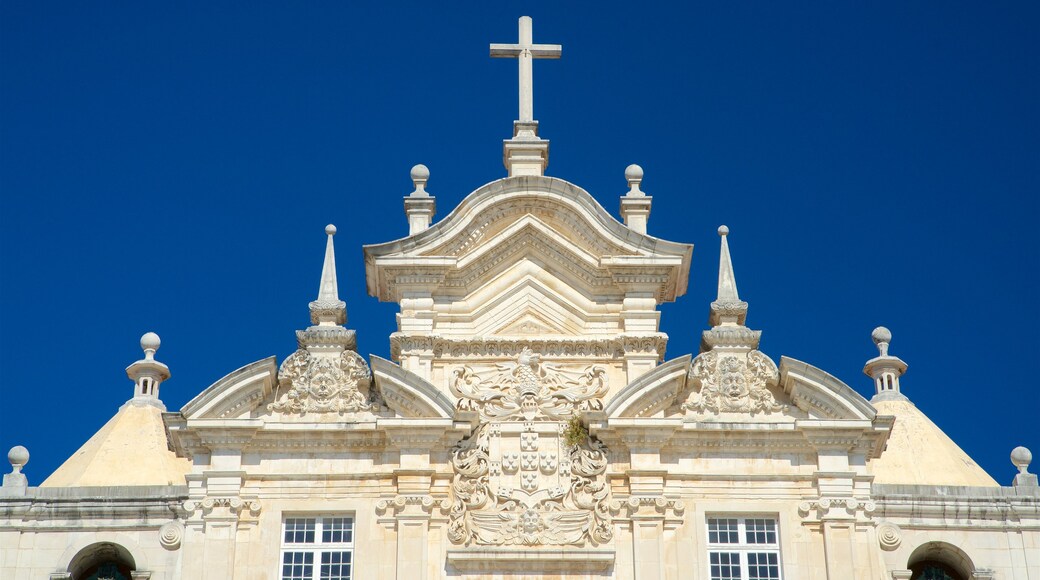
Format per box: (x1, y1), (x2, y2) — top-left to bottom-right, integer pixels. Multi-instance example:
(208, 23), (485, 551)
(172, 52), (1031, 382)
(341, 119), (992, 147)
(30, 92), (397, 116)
(1, 16), (1037, 580)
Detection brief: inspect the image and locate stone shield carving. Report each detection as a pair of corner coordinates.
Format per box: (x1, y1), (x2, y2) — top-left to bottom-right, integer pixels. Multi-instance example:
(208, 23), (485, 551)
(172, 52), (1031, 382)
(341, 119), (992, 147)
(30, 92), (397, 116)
(683, 350), (785, 414)
(269, 349), (371, 413)
(446, 348), (612, 546)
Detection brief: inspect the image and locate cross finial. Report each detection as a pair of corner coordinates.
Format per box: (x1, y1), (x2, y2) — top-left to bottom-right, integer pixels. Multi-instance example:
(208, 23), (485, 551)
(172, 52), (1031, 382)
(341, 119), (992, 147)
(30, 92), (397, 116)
(491, 16), (561, 124)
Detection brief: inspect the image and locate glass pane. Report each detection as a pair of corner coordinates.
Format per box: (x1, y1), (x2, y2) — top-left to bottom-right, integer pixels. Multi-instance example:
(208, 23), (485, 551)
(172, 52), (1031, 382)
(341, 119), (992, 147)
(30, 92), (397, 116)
(709, 551), (742, 580)
(745, 519), (778, 545)
(917, 565), (957, 580)
(284, 518), (316, 544)
(320, 551), (353, 580)
(708, 518), (740, 544)
(281, 551), (314, 580)
(748, 552), (780, 580)
(322, 517), (354, 544)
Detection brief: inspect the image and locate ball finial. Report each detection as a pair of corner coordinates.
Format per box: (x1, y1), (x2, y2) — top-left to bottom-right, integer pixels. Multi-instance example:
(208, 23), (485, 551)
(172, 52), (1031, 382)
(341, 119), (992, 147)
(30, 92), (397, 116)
(718, 225), (729, 236)
(872, 326), (892, 345)
(325, 224), (337, 236)
(1012, 446), (1032, 474)
(8, 446), (28, 473)
(625, 164), (643, 183)
(410, 164), (430, 182)
(141, 332), (161, 353)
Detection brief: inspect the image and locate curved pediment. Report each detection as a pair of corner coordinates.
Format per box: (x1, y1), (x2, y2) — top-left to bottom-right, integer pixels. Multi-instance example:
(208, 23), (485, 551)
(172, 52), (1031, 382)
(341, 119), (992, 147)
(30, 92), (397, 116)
(778, 356), (877, 420)
(604, 355), (692, 418)
(370, 355), (456, 419)
(364, 175), (692, 303)
(179, 357), (278, 420)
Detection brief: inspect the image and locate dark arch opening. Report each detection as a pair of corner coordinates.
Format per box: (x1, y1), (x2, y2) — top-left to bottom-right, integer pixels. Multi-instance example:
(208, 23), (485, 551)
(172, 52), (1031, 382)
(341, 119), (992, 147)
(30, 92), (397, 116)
(907, 541), (974, 580)
(67, 542), (136, 580)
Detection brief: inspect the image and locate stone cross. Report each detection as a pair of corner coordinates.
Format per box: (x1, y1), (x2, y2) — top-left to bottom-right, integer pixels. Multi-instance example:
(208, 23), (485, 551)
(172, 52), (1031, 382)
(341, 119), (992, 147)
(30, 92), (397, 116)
(490, 16), (561, 123)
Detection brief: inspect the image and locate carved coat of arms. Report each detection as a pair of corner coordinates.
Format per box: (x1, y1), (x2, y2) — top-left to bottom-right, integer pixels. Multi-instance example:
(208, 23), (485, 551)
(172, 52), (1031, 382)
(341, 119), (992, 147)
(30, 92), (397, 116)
(446, 348), (613, 546)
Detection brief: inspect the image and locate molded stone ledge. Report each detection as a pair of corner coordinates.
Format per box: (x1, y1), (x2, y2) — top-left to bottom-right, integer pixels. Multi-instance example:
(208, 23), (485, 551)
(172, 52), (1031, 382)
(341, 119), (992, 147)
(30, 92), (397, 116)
(446, 547), (615, 571)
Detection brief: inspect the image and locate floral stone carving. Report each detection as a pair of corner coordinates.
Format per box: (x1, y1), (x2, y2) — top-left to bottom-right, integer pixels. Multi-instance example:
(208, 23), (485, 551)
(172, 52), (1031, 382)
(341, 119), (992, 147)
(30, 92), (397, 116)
(446, 348), (612, 546)
(683, 350), (786, 414)
(269, 349), (371, 414)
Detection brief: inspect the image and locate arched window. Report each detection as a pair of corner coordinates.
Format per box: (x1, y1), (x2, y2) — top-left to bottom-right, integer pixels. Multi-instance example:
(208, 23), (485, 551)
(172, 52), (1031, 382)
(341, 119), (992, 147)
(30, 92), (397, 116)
(910, 560), (965, 580)
(907, 541), (974, 580)
(67, 542), (136, 580)
(82, 561), (132, 580)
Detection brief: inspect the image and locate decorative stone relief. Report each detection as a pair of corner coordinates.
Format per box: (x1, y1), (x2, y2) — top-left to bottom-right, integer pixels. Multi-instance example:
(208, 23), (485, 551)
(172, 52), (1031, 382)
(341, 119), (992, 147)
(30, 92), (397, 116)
(798, 497), (876, 520)
(684, 350), (786, 415)
(376, 495), (440, 516)
(609, 497), (686, 529)
(390, 335), (668, 362)
(446, 348), (612, 546)
(159, 520), (184, 550)
(269, 349), (371, 414)
(182, 497), (262, 518)
(876, 521), (902, 551)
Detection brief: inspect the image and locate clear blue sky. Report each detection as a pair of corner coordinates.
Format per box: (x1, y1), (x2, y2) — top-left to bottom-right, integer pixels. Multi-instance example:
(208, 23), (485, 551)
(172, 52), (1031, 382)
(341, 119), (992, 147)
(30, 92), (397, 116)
(1, 2), (1037, 484)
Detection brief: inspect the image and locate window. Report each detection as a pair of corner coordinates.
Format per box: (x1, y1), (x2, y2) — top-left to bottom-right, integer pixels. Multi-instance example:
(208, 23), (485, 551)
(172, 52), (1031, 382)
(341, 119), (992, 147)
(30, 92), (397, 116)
(280, 516), (354, 580)
(706, 517), (782, 580)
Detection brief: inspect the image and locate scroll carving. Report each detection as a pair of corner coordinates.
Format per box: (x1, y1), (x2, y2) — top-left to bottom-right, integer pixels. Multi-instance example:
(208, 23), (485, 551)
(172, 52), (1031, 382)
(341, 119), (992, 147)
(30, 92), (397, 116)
(269, 349), (371, 414)
(446, 348), (612, 546)
(683, 350), (785, 415)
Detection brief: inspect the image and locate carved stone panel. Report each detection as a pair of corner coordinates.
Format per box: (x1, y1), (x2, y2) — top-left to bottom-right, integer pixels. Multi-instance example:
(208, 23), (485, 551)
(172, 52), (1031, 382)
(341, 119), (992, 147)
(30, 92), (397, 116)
(446, 348), (612, 546)
(683, 350), (786, 415)
(268, 349), (372, 414)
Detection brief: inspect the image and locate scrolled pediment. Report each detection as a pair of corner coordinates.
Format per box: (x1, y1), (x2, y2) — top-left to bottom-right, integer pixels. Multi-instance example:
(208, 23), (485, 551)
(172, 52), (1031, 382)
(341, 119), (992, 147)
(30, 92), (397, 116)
(779, 356), (876, 421)
(604, 355), (692, 418)
(364, 175), (692, 303)
(179, 357), (278, 420)
(370, 356), (456, 419)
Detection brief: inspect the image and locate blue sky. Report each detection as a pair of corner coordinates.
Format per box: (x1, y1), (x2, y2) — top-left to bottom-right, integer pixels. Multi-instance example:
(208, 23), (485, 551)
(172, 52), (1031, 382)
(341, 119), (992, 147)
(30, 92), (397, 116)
(1, 2), (1037, 484)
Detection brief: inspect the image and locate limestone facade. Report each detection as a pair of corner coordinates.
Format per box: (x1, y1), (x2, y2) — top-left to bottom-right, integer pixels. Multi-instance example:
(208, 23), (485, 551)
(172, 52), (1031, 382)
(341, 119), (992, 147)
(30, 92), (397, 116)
(2, 15), (1038, 580)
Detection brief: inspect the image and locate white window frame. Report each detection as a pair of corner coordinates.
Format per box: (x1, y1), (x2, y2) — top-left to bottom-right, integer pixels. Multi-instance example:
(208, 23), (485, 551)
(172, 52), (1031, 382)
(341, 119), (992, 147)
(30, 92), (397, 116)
(705, 515), (783, 580)
(279, 515), (355, 580)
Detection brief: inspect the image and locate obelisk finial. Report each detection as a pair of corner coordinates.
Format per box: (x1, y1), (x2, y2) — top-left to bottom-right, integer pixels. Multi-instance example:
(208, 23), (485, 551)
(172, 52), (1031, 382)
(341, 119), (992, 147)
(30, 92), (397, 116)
(309, 225), (347, 326)
(709, 226), (749, 327)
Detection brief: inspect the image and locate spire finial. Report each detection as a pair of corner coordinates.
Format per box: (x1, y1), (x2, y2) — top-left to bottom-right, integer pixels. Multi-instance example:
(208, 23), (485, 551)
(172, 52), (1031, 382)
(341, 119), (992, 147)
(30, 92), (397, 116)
(126, 331), (171, 406)
(708, 225), (748, 327)
(404, 165), (436, 235)
(309, 224), (347, 326)
(864, 326), (908, 402)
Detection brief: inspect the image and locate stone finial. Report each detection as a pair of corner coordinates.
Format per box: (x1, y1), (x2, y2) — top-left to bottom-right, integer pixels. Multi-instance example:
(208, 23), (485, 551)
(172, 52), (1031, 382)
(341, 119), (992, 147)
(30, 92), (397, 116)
(619, 164), (652, 234)
(625, 164), (644, 196)
(126, 332), (171, 406)
(1012, 446), (1038, 487)
(699, 225), (760, 353)
(2, 446), (29, 494)
(410, 164), (430, 197)
(404, 164), (436, 235)
(708, 225), (749, 327)
(872, 326), (892, 356)
(864, 326), (908, 403)
(7, 446), (27, 474)
(309, 225), (348, 326)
